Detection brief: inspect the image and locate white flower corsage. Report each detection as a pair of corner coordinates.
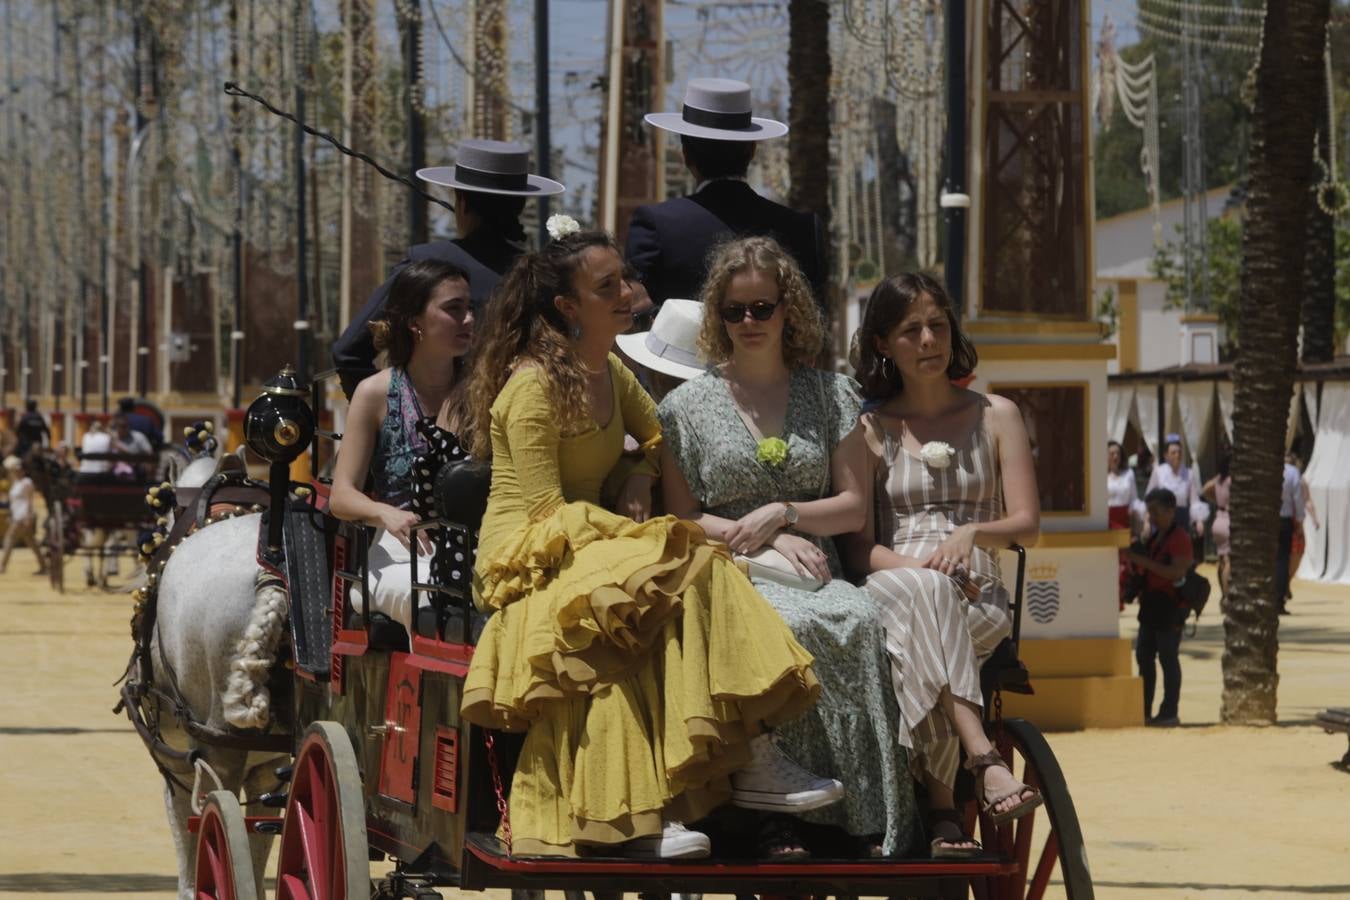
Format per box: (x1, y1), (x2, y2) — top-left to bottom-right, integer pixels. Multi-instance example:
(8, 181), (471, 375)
(546, 214), (581, 241)
(919, 441), (955, 469)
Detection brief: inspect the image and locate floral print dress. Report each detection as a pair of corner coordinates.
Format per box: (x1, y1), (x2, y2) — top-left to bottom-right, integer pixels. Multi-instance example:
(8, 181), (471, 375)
(658, 367), (917, 856)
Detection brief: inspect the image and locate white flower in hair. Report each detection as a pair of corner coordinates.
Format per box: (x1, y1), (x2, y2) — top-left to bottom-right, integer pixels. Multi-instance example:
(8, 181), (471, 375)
(920, 441), (955, 469)
(546, 214), (581, 241)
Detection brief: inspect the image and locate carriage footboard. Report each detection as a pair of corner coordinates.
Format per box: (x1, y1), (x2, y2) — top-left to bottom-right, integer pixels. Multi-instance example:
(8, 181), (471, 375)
(460, 833), (1016, 897)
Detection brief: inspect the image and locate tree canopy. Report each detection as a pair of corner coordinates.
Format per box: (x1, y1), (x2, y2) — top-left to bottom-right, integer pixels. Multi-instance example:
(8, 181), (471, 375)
(1095, 7), (1350, 221)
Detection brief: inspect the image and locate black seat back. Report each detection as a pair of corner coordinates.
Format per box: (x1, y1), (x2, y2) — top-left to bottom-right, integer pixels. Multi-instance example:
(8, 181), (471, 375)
(434, 459), (492, 532)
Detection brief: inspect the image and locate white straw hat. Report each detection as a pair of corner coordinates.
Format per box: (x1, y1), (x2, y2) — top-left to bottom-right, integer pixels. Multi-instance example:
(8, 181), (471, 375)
(616, 299), (708, 381)
(644, 78), (788, 142)
(417, 139), (566, 197)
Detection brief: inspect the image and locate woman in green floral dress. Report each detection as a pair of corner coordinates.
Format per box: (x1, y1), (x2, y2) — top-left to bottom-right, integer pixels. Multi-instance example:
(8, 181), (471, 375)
(657, 237), (917, 858)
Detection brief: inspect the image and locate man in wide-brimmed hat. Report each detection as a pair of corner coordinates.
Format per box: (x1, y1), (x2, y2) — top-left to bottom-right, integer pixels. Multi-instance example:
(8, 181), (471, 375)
(625, 78), (826, 311)
(332, 139), (565, 398)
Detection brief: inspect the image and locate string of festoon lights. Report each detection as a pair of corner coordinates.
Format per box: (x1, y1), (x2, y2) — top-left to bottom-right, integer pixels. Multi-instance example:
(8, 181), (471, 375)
(1135, 0), (1346, 216)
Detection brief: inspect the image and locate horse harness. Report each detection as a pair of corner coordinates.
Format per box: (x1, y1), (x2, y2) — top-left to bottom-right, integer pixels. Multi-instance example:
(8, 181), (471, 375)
(116, 469), (290, 796)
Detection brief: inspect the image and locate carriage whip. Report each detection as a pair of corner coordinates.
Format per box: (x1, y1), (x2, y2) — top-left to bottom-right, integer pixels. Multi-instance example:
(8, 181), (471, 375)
(223, 82), (454, 214)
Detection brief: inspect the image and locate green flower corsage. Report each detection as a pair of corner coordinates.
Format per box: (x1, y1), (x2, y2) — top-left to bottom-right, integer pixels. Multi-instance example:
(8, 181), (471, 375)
(756, 436), (789, 469)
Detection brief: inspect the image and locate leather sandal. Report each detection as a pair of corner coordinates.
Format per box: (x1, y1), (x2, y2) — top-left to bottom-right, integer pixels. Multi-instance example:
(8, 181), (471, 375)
(928, 808), (981, 859)
(965, 751), (1043, 824)
(754, 814), (810, 861)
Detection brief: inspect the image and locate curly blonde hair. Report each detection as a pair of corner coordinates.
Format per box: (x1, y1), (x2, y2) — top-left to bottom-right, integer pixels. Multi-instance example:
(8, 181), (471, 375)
(697, 236), (824, 366)
(463, 230), (617, 458)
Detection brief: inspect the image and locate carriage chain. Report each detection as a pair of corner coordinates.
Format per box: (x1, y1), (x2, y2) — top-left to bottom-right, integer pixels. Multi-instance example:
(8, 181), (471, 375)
(483, 731), (513, 853)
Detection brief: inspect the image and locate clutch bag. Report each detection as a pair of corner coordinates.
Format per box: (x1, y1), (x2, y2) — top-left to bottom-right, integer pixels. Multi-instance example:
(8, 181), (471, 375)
(734, 546), (825, 592)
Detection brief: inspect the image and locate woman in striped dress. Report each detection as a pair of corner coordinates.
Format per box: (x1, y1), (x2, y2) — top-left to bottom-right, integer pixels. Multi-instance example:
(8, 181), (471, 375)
(839, 272), (1043, 857)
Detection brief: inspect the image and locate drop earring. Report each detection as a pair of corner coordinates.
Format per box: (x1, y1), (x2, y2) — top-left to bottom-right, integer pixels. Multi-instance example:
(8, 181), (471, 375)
(570, 321), (583, 340)
(881, 356), (894, 379)
(413, 326), (424, 342)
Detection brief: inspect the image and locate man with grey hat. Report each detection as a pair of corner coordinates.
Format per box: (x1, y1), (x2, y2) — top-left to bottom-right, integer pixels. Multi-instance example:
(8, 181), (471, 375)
(332, 139), (565, 398)
(625, 78), (826, 311)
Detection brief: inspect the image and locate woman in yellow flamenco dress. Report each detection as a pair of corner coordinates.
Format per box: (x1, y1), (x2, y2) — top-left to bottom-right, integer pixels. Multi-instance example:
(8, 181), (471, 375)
(460, 228), (841, 858)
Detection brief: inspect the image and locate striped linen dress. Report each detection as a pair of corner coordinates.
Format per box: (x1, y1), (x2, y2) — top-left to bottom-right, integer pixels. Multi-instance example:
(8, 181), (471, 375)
(863, 408), (1011, 789)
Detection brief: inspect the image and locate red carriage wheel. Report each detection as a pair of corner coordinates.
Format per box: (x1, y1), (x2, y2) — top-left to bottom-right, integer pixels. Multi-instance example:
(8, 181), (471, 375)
(275, 722), (371, 900)
(194, 790), (258, 900)
(969, 717), (1094, 900)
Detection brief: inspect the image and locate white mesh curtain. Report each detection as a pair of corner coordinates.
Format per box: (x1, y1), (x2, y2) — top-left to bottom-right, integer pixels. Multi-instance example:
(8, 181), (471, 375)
(1298, 383), (1350, 583)
(1217, 381), (1234, 440)
(1303, 382), (1320, 433)
(1107, 385), (1136, 444)
(1176, 382), (1215, 476)
(1133, 384), (1162, 457)
(1285, 388), (1303, 451)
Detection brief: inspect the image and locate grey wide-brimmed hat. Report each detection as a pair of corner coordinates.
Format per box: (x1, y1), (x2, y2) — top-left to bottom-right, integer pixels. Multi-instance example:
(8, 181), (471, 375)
(615, 299), (708, 381)
(645, 78), (788, 142)
(417, 139), (565, 197)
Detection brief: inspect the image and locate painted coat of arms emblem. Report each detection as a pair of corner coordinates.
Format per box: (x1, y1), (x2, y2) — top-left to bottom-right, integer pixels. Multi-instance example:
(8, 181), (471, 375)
(1026, 562), (1061, 624)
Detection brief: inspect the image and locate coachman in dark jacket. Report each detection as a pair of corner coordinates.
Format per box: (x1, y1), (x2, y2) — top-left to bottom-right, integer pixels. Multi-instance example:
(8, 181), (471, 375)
(625, 78), (826, 311)
(331, 140), (565, 398)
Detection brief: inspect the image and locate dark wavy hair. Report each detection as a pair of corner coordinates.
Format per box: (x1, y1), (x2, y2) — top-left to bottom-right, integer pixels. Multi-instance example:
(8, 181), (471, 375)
(463, 230), (619, 458)
(368, 259), (471, 369)
(854, 271), (977, 401)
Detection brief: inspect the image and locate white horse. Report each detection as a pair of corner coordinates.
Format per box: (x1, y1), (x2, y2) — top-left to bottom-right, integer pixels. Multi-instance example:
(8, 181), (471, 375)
(139, 454), (292, 899)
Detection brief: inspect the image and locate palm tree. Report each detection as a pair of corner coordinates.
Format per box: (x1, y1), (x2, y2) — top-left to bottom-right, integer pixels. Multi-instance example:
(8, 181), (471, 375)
(788, 0), (833, 337)
(788, 0), (831, 225)
(1223, 0), (1331, 724)
(1300, 66), (1335, 364)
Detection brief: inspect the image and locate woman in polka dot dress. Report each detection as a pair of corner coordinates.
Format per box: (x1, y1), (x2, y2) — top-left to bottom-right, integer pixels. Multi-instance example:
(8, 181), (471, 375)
(329, 258), (476, 635)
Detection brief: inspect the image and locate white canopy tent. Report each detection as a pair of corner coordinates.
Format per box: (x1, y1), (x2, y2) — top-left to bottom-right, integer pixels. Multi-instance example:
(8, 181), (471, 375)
(1111, 360), (1350, 585)
(1298, 383), (1350, 584)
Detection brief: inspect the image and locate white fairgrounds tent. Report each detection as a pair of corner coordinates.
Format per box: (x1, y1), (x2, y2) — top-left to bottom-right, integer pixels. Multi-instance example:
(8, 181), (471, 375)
(1298, 382), (1350, 584)
(1111, 360), (1350, 585)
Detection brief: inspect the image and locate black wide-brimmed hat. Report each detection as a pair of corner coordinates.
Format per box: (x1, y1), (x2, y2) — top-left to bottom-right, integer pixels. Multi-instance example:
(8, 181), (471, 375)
(417, 139), (565, 197)
(645, 78), (788, 142)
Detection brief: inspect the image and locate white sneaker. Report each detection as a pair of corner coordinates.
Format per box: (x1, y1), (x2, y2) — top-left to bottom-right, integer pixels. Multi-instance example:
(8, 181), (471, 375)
(731, 734), (844, 812)
(622, 822), (712, 859)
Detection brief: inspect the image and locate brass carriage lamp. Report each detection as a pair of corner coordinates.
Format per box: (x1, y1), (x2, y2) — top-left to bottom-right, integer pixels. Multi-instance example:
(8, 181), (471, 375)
(245, 365), (316, 554)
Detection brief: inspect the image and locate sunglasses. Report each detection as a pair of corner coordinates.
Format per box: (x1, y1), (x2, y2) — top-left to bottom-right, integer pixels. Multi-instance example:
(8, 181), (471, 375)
(719, 301), (780, 323)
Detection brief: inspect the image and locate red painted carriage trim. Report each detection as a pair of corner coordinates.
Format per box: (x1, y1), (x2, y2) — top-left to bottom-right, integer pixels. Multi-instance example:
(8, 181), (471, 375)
(463, 841), (1019, 877)
(377, 654), (424, 806)
(405, 654), (471, 679)
(187, 815), (284, 834)
(367, 823), (450, 863)
(411, 635), (474, 663)
(331, 630), (370, 657)
(430, 726), (460, 813)
(408, 635), (474, 677)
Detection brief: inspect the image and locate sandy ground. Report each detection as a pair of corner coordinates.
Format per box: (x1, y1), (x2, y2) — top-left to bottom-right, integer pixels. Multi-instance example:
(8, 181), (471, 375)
(0, 556), (1346, 900)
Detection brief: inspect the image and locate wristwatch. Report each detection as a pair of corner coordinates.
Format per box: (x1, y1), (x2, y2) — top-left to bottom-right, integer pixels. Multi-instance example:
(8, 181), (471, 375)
(781, 502), (800, 527)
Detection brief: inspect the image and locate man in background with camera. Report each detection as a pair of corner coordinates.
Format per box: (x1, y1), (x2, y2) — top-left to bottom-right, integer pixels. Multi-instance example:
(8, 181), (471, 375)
(1124, 488), (1193, 727)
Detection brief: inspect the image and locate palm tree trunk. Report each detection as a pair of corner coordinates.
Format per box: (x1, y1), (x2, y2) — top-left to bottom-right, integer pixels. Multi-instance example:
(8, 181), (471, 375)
(788, 0), (831, 224)
(1223, 0), (1330, 724)
(1300, 66), (1335, 364)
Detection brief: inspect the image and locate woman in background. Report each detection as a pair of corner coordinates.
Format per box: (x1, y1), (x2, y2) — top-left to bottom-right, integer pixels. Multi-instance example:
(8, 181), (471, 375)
(1108, 440), (1143, 609)
(1201, 455), (1232, 601)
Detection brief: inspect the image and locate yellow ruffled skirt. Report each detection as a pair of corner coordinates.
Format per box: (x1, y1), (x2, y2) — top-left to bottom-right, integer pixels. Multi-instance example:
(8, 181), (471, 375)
(462, 503), (819, 855)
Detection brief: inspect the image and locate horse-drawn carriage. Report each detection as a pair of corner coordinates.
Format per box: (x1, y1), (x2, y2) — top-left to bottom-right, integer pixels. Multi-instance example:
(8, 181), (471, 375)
(120, 368), (1093, 900)
(32, 401), (184, 593)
